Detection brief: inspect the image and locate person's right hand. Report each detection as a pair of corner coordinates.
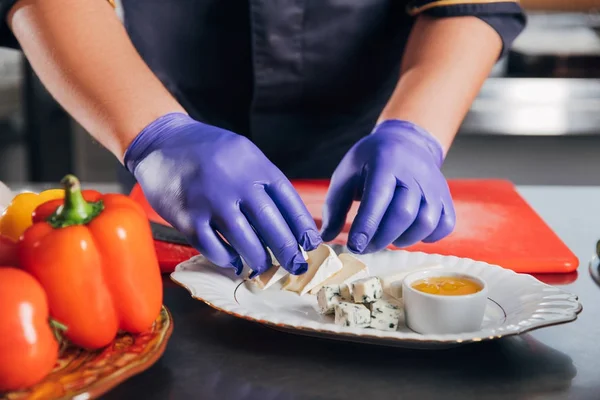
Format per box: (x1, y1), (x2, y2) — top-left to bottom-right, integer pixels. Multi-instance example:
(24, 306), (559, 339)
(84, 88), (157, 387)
(124, 113), (322, 276)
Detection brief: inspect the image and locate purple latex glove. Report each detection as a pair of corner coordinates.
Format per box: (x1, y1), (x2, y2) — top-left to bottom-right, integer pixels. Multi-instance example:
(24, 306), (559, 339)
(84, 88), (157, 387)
(321, 119), (455, 253)
(124, 113), (322, 275)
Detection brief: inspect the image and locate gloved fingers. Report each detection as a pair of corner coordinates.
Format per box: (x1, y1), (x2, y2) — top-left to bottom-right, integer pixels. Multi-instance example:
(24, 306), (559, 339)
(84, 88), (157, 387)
(191, 220), (244, 275)
(266, 177), (322, 251)
(347, 167), (395, 253)
(422, 201), (456, 243)
(211, 211), (271, 275)
(392, 198), (443, 248)
(364, 182), (421, 253)
(320, 175), (356, 243)
(242, 191), (309, 276)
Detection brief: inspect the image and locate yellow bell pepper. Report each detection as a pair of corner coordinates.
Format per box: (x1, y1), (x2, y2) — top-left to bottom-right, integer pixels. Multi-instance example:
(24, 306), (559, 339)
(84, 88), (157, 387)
(0, 189), (64, 241)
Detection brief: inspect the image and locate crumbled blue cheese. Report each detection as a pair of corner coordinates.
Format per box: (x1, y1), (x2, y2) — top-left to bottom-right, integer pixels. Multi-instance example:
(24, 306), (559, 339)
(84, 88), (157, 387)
(351, 276), (383, 303)
(339, 283), (353, 302)
(334, 302), (371, 328)
(317, 284), (341, 314)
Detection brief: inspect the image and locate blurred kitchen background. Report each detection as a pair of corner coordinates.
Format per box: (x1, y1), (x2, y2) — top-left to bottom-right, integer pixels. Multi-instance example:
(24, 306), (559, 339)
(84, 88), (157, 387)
(0, 0), (598, 186)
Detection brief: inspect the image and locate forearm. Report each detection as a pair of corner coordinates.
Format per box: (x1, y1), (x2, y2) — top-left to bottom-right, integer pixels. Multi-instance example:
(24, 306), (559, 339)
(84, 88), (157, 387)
(8, 0), (185, 161)
(378, 15), (502, 155)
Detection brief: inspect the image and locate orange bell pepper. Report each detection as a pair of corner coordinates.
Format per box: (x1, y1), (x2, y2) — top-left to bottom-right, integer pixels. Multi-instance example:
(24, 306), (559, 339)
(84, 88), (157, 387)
(19, 174), (163, 350)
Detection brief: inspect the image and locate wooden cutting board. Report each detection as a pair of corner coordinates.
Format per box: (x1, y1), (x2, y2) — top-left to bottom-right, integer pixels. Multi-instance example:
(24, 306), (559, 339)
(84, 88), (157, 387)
(130, 179), (579, 274)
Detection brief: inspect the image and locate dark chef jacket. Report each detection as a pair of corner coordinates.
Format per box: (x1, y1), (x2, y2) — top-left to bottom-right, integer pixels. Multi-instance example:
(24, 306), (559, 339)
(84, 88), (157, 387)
(0, 0), (525, 185)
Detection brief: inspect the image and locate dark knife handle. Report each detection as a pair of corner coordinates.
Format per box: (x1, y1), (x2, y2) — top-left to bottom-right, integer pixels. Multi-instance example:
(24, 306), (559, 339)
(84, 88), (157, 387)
(149, 221), (191, 246)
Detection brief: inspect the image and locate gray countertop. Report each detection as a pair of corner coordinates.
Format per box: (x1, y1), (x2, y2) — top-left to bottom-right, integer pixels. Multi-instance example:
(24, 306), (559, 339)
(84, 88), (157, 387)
(16, 184), (599, 400)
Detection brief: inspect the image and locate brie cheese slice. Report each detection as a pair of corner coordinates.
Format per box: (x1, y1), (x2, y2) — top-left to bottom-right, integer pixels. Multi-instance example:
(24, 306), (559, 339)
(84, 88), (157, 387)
(253, 247), (308, 290)
(253, 265), (288, 290)
(308, 253), (369, 294)
(381, 263), (444, 299)
(282, 244), (343, 295)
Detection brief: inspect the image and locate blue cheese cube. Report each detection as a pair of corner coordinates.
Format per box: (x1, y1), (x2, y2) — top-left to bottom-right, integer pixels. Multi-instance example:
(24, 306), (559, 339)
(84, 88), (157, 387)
(369, 298), (401, 314)
(334, 302), (371, 328)
(317, 285), (341, 314)
(339, 283), (353, 302)
(351, 276), (383, 303)
(368, 299), (401, 331)
(370, 311), (401, 331)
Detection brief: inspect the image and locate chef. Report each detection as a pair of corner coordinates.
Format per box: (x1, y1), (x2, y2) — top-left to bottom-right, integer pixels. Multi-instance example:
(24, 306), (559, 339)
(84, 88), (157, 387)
(3, 0), (525, 276)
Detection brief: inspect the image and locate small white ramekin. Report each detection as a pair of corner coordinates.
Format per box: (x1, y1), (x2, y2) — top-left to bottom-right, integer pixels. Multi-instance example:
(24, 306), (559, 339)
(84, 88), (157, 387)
(402, 270), (488, 335)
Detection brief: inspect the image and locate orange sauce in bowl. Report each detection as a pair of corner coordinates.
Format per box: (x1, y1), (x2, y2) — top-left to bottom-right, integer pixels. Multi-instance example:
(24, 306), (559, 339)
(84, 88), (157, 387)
(411, 276), (482, 296)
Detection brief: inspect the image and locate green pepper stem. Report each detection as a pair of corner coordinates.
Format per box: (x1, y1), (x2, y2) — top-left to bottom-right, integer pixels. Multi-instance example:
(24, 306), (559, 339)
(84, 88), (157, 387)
(47, 174), (104, 228)
(61, 174), (93, 221)
(49, 318), (69, 356)
(49, 319), (68, 332)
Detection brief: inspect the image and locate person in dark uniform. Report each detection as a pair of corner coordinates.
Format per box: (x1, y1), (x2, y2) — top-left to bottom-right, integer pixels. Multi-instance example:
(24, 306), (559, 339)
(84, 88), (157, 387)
(3, 0), (525, 277)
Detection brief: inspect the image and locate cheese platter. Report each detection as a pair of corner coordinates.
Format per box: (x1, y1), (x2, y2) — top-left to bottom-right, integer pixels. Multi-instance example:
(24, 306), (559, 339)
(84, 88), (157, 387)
(171, 245), (582, 349)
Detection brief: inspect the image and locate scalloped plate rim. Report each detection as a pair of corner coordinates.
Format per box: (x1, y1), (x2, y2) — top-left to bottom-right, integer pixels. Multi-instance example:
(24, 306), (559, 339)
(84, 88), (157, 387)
(171, 248), (582, 348)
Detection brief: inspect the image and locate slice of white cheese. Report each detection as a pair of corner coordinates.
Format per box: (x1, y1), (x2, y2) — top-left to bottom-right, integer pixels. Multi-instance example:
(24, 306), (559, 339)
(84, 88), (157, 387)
(281, 244), (343, 295)
(253, 265), (288, 290)
(308, 253), (369, 295)
(268, 248), (281, 267)
(299, 246), (308, 260)
(253, 247), (308, 290)
(380, 263), (444, 299)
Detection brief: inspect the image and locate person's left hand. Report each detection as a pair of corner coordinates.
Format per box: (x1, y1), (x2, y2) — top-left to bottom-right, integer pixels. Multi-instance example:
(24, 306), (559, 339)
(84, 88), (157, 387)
(320, 119), (455, 253)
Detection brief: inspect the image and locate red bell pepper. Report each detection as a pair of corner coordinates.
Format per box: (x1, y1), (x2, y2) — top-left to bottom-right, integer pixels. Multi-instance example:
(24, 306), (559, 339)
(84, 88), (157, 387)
(19, 175), (163, 350)
(0, 234), (19, 266)
(0, 267), (59, 392)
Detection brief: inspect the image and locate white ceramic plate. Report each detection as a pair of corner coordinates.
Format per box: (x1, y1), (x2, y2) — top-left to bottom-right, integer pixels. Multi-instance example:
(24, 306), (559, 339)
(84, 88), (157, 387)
(170, 246), (582, 349)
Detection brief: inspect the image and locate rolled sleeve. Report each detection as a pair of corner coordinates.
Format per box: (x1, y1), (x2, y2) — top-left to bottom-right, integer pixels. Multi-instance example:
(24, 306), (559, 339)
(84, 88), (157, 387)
(0, 0), (117, 49)
(407, 1), (527, 58)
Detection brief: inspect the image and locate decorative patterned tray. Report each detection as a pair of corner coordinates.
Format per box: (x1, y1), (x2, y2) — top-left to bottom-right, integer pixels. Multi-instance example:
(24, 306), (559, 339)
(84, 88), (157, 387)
(1, 306), (172, 400)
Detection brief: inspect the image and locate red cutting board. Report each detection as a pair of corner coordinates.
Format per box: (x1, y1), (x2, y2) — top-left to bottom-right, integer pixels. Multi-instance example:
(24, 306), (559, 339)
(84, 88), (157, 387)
(130, 179), (579, 274)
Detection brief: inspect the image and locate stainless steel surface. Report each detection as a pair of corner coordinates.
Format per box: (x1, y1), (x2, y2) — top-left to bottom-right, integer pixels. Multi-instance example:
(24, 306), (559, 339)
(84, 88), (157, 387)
(460, 12), (600, 137)
(461, 78), (600, 136)
(508, 12), (600, 78)
(511, 12), (600, 57)
(14, 183), (597, 399)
